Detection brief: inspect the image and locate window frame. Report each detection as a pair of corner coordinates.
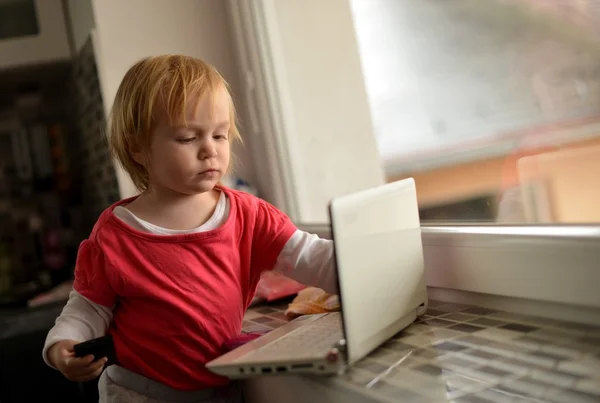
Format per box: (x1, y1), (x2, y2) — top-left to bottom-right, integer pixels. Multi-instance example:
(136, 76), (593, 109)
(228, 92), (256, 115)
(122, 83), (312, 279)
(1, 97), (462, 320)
(227, 0), (600, 320)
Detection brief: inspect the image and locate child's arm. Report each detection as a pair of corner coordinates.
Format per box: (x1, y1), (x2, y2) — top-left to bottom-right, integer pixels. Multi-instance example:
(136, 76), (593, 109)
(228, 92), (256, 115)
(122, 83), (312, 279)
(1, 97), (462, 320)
(44, 239), (118, 381)
(273, 230), (337, 294)
(43, 290), (114, 367)
(252, 198), (337, 293)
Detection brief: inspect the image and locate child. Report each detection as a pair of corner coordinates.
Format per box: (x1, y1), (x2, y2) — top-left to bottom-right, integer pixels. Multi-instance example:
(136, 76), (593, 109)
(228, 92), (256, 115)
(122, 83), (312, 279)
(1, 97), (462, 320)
(43, 55), (337, 403)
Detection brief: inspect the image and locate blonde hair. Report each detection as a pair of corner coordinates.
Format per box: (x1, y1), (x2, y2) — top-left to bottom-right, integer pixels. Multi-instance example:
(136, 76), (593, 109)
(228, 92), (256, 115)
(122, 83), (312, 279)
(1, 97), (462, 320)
(108, 55), (241, 192)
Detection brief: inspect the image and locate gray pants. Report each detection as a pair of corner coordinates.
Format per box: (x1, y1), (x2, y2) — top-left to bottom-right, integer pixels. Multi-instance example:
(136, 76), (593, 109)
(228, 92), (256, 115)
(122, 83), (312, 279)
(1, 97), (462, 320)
(98, 366), (243, 403)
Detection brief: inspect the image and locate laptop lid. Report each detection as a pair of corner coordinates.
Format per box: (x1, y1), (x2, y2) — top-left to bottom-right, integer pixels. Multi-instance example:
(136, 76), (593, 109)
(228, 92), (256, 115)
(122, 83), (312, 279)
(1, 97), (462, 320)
(329, 178), (426, 364)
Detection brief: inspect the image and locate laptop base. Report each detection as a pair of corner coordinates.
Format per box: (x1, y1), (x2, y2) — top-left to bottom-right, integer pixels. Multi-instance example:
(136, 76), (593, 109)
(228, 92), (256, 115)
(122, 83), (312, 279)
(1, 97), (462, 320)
(207, 313), (346, 379)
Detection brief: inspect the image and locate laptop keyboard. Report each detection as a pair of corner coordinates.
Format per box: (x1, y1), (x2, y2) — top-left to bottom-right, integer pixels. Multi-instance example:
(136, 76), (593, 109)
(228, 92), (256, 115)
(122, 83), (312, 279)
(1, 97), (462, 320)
(244, 313), (344, 361)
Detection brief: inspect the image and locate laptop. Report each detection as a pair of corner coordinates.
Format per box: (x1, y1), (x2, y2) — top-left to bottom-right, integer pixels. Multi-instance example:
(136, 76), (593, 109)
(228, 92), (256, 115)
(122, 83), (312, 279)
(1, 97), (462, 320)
(206, 178), (427, 378)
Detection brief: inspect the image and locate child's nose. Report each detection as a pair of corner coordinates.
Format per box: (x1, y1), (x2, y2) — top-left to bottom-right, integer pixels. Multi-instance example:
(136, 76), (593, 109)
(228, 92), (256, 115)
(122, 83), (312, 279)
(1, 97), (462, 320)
(199, 141), (218, 159)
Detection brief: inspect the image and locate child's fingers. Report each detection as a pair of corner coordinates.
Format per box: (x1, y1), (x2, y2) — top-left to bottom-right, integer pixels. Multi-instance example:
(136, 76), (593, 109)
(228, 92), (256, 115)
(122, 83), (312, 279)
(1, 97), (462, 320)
(65, 354), (95, 369)
(64, 357), (107, 381)
(87, 357), (108, 372)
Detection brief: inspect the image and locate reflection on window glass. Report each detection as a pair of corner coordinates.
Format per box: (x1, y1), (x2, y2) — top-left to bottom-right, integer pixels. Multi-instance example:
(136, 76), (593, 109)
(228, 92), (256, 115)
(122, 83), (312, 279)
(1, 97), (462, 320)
(0, 0), (39, 40)
(351, 0), (600, 224)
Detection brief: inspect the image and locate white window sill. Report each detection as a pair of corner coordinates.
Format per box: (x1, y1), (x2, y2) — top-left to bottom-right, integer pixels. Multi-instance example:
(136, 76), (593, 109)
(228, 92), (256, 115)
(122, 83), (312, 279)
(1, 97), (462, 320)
(298, 223), (600, 325)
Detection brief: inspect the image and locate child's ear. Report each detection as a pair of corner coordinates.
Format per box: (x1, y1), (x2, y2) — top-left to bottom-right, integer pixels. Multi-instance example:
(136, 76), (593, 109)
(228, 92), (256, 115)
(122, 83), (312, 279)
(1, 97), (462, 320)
(129, 141), (146, 166)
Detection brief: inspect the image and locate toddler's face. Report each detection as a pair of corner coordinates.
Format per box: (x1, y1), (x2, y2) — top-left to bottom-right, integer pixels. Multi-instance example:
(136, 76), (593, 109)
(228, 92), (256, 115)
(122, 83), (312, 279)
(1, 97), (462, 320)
(143, 86), (231, 195)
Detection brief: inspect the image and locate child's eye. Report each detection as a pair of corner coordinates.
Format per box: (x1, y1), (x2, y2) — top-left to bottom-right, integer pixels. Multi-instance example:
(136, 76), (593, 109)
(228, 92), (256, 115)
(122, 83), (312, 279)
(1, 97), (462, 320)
(213, 134), (228, 141)
(177, 137), (196, 144)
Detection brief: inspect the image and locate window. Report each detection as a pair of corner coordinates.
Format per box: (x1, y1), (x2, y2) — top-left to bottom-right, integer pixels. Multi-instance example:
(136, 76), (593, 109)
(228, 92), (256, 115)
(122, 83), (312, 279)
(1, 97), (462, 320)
(350, 0), (600, 224)
(228, 0), (600, 311)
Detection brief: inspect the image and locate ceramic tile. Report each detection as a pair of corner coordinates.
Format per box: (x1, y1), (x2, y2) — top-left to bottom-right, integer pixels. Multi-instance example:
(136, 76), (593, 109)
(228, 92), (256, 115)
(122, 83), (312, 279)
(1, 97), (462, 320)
(500, 323), (539, 333)
(498, 377), (553, 399)
(437, 355), (482, 370)
(483, 359), (530, 377)
(427, 327), (466, 339)
(369, 346), (398, 359)
(550, 389), (600, 403)
(428, 300), (445, 307)
(453, 335), (493, 348)
(475, 387), (520, 402)
(267, 301), (291, 311)
(448, 323), (487, 333)
(512, 351), (561, 368)
(513, 335), (549, 348)
(262, 319), (287, 329)
(251, 316), (274, 324)
(459, 349), (499, 365)
(524, 316), (575, 329)
(355, 359), (390, 374)
(442, 313), (480, 322)
(446, 365), (505, 384)
(579, 334), (600, 344)
(380, 339), (416, 353)
(477, 365), (515, 380)
(444, 373), (491, 393)
(433, 341), (471, 353)
(368, 381), (426, 402)
(564, 323), (600, 335)
(241, 323), (271, 333)
(426, 308), (449, 317)
(567, 338), (600, 354)
(402, 323), (436, 335)
(423, 318), (458, 327)
(479, 340), (534, 359)
(488, 312), (536, 323)
(266, 311), (290, 322)
(386, 366), (448, 390)
(244, 300), (600, 403)
(468, 318), (507, 327)
(477, 327), (528, 343)
(413, 363), (448, 377)
(379, 354), (423, 368)
(341, 368), (376, 385)
(575, 378), (600, 397)
(529, 368), (581, 389)
(539, 343), (582, 360)
(410, 348), (448, 360)
(492, 354), (552, 371)
(401, 331), (461, 347)
(400, 334), (438, 347)
(243, 310), (262, 320)
(452, 395), (493, 403)
(558, 355), (600, 377)
(494, 356), (543, 373)
(462, 307), (499, 316)
(562, 340), (600, 355)
(532, 327), (586, 342)
(254, 306), (277, 314)
(370, 349), (417, 367)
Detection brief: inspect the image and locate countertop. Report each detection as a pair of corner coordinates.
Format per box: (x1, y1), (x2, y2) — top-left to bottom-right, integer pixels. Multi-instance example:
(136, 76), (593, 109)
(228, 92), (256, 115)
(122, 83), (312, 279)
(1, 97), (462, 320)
(243, 300), (600, 403)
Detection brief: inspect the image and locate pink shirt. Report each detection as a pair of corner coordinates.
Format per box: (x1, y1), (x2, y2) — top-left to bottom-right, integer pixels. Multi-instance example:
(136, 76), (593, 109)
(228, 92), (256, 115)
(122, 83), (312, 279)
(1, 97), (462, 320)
(73, 187), (297, 390)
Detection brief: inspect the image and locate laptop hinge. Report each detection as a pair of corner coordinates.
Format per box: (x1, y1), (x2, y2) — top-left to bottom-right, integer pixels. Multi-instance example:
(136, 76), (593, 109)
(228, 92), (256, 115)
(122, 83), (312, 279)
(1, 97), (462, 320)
(416, 303), (427, 316)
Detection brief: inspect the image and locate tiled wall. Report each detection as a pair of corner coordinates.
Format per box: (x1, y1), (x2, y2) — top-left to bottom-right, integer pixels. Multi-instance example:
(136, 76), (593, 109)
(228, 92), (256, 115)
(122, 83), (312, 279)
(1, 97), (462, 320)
(245, 300), (600, 402)
(71, 36), (120, 230)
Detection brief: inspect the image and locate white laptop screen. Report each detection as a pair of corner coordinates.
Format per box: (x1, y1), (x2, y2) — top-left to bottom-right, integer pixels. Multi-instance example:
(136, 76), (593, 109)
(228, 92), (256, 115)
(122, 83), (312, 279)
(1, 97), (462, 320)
(329, 178), (427, 364)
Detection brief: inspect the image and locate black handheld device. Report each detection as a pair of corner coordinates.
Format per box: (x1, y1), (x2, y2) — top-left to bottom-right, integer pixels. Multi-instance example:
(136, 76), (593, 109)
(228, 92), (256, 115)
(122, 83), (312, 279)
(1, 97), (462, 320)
(73, 335), (117, 365)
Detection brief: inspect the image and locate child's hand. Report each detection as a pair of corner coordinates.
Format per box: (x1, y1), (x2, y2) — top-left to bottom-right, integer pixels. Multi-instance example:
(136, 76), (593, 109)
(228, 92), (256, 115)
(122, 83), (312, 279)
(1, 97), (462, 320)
(48, 340), (108, 382)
